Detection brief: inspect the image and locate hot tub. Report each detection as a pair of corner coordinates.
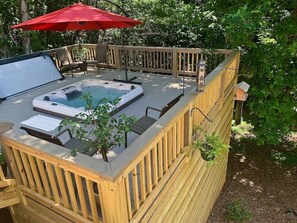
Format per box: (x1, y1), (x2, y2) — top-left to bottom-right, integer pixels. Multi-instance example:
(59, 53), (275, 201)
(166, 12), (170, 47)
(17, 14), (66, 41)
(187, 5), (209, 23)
(33, 79), (144, 118)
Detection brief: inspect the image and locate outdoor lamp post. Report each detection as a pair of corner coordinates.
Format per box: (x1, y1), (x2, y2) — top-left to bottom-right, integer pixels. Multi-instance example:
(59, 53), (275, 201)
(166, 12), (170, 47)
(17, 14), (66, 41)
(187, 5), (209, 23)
(196, 60), (207, 92)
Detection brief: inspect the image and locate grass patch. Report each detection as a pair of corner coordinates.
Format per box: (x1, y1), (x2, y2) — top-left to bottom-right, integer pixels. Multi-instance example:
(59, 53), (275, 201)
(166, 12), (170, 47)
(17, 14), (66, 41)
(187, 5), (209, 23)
(226, 198), (252, 223)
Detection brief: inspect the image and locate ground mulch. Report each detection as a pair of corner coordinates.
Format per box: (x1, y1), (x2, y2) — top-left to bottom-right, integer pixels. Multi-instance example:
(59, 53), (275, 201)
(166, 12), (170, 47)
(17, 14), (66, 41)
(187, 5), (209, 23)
(208, 137), (297, 223)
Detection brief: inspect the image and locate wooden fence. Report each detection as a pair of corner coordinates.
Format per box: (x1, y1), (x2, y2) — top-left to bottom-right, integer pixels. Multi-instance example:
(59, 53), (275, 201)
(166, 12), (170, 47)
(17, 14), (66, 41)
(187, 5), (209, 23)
(0, 47), (239, 223)
(47, 44), (233, 77)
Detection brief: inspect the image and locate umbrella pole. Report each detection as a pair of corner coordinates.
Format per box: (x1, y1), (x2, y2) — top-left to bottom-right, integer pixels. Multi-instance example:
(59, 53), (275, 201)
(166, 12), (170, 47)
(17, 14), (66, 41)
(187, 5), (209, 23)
(113, 29), (141, 85)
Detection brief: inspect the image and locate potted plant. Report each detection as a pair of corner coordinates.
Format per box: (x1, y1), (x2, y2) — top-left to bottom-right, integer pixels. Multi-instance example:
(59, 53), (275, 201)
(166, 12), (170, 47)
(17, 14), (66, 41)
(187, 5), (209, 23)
(59, 94), (136, 162)
(192, 127), (229, 163)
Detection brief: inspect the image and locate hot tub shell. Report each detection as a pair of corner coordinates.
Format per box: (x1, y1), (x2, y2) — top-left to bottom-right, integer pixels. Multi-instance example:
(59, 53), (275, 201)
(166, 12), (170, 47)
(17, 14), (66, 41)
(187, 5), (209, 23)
(33, 79), (144, 119)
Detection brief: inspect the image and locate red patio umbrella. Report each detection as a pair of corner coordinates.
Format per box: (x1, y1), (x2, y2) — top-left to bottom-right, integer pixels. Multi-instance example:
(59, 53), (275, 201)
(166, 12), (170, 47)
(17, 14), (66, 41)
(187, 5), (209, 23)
(11, 2), (142, 31)
(11, 2), (142, 84)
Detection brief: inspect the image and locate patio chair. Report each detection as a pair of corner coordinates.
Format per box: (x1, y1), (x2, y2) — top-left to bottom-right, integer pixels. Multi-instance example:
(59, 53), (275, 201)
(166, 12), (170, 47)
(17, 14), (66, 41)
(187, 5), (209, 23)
(20, 126), (96, 156)
(125, 93), (184, 148)
(87, 43), (109, 75)
(55, 47), (86, 77)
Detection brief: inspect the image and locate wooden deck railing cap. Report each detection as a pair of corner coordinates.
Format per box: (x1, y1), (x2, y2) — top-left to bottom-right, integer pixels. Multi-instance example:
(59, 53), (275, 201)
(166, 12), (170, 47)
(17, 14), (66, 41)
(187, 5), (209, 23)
(1, 130), (113, 181)
(108, 92), (196, 180)
(0, 122), (13, 134)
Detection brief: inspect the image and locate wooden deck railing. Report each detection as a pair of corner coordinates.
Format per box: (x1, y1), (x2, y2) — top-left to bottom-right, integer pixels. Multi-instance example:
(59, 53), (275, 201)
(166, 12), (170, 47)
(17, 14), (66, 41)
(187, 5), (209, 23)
(0, 123), (19, 210)
(46, 44), (233, 77)
(0, 48), (240, 223)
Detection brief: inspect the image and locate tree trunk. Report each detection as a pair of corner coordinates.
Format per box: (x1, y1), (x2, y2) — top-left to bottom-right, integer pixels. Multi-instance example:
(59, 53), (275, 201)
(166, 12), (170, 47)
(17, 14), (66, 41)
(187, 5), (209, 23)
(20, 0), (31, 53)
(101, 151), (109, 162)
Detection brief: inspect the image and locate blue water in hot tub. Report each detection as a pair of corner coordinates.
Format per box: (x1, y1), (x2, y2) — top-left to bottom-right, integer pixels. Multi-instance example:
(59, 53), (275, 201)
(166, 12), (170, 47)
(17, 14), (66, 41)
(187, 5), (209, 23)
(52, 86), (129, 108)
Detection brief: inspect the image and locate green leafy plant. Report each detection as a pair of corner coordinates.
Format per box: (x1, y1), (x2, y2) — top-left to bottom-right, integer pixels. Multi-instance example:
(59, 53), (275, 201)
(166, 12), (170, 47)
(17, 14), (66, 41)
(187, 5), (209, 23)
(231, 121), (254, 141)
(271, 149), (297, 167)
(73, 46), (89, 61)
(192, 127), (229, 162)
(227, 198), (252, 223)
(59, 94), (136, 162)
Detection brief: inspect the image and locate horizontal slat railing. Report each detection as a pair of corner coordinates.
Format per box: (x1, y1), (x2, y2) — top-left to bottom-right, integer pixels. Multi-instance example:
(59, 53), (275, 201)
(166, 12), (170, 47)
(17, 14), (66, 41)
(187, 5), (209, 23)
(46, 44), (233, 77)
(0, 136), (108, 223)
(129, 51), (238, 222)
(108, 50), (240, 221)
(0, 48), (239, 223)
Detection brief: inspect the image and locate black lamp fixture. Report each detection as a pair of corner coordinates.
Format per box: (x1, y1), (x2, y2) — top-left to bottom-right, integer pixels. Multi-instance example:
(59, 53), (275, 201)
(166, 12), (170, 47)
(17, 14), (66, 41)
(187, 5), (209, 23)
(196, 60), (207, 92)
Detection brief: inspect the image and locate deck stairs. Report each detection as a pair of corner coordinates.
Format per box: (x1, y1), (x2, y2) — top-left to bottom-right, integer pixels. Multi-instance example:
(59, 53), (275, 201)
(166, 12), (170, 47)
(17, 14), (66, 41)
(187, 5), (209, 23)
(0, 123), (20, 209)
(0, 166), (19, 209)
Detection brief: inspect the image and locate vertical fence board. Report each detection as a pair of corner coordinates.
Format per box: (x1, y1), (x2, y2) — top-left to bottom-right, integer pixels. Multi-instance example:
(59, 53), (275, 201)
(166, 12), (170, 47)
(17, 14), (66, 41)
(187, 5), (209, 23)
(12, 148), (29, 187)
(145, 153), (152, 193)
(19, 152), (36, 191)
(75, 174), (89, 219)
(139, 160), (147, 201)
(152, 146), (158, 186)
(132, 168), (140, 210)
(54, 166), (69, 208)
(28, 156), (44, 195)
(45, 162), (60, 204)
(86, 179), (99, 223)
(125, 177), (133, 220)
(157, 140), (163, 178)
(36, 159), (51, 199)
(64, 170), (79, 213)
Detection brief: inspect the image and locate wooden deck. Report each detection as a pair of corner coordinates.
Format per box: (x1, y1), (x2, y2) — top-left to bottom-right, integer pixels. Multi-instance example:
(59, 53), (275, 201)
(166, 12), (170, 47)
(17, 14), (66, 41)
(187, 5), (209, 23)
(0, 70), (196, 161)
(0, 45), (240, 223)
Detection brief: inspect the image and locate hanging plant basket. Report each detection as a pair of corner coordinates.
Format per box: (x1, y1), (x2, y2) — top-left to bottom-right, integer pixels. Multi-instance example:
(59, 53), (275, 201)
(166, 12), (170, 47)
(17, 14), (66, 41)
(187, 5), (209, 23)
(192, 127), (229, 162)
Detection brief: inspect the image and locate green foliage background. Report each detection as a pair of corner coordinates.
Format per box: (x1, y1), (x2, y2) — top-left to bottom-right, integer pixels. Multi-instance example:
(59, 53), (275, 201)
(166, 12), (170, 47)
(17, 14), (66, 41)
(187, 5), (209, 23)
(0, 0), (296, 145)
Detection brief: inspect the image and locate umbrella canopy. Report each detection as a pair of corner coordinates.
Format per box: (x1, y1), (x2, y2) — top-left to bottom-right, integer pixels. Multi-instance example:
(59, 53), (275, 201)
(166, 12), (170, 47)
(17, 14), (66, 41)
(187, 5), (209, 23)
(11, 2), (142, 31)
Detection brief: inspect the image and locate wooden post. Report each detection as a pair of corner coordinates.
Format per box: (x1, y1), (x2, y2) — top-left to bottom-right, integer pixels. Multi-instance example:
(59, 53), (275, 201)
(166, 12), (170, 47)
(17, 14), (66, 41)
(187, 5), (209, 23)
(114, 46), (122, 70)
(183, 104), (193, 146)
(172, 48), (178, 76)
(234, 101), (243, 125)
(99, 178), (129, 223)
(219, 70), (226, 109)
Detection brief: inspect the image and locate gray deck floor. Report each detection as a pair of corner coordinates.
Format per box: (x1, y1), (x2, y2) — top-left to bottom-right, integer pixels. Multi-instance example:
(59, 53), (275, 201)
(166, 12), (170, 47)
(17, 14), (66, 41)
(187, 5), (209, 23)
(0, 68), (196, 161)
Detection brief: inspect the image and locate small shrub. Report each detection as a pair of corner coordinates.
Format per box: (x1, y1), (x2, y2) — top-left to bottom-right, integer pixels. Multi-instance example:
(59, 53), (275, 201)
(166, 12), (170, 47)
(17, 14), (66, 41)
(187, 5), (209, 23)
(231, 121), (254, 141)
(271, 149), (297, 167)
(227, 198), (252, 223)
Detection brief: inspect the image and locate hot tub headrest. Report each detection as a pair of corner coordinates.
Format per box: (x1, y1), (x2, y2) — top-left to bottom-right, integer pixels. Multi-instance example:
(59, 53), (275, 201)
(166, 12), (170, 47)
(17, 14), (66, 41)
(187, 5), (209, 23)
(65, 90), (82, 99)
(62, 85), (83, 99)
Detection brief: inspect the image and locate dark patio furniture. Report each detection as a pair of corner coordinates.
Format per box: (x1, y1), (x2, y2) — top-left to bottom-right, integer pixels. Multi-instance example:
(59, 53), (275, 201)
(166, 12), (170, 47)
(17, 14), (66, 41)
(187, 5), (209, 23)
(21, 126), (96, 156)
(55, 47), (86, 77)
(86, 43), (109, 75)
(125, 93), (183, 148)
